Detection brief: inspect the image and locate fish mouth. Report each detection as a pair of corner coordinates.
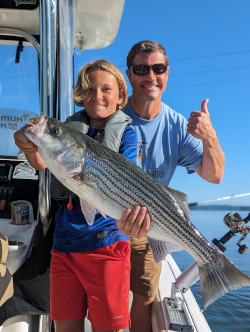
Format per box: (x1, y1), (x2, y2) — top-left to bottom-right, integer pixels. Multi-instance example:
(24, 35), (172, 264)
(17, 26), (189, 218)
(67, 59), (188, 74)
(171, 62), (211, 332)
(23, 113), (48, 139)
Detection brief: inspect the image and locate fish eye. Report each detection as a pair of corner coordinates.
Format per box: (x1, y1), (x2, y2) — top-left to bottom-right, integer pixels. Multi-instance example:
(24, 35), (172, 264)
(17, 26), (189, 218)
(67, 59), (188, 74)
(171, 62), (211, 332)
(51, 127), (60, 135)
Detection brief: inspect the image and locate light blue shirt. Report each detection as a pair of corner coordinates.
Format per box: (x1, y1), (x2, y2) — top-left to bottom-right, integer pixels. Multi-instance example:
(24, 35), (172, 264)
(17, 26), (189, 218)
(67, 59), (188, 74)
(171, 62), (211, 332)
(123, 99), (203, 186)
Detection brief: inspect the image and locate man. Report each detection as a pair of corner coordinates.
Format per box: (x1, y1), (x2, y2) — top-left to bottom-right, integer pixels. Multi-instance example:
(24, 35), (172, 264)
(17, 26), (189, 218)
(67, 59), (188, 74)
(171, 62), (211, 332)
(116, 40), (225, 332)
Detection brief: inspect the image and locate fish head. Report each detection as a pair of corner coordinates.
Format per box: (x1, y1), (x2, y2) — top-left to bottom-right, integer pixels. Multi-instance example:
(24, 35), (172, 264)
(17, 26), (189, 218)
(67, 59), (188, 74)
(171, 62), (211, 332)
(23, 114), (86, 179)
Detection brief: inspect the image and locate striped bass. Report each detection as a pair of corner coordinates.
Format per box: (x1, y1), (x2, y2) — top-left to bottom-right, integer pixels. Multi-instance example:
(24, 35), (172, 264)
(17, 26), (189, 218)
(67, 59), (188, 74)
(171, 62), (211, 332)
(24, 114), (250, 310)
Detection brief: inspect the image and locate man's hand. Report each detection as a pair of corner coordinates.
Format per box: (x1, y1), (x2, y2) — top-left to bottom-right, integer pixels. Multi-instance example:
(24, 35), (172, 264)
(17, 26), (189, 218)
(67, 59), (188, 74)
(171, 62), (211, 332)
(116, 206), (151, 239)
(187, 99), (217, 142)
(187, 99), (225, 183)
(13, 123), (38, 154)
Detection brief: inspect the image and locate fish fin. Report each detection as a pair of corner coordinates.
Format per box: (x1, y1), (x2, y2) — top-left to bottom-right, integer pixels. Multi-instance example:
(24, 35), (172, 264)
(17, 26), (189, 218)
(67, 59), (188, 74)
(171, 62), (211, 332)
(161, 185), (191, 225)
(80, 199), (96, 225)
(57, 163), (82, 180)
(147, 237), (183, 263)
(74, 175), (95, 188)
(198, 252), (250, 310)
(98, 210), (107, 219)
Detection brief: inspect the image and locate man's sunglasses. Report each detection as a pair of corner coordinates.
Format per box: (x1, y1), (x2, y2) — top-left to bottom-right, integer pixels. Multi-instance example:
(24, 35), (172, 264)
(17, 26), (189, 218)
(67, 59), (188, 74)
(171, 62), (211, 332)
(129, 63), (168, 76)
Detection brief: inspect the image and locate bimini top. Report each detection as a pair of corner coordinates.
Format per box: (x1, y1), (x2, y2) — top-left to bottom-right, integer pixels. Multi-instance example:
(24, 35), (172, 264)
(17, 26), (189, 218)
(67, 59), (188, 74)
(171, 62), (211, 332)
(0, 0), (125, 50)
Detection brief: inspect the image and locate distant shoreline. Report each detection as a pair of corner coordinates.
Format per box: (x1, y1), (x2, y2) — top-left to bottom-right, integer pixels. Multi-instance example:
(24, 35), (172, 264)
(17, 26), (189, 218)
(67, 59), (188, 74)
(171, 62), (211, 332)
(189, 205), (250, 211)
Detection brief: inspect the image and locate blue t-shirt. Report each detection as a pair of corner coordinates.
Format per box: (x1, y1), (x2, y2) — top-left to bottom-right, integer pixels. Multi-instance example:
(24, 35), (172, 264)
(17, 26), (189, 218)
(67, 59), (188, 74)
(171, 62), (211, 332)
(123, 99), (203, 186)
(53, 125), (137, 253)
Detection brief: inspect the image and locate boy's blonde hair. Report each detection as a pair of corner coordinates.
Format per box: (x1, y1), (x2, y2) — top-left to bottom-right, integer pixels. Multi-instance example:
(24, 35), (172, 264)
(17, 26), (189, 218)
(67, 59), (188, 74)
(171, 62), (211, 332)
(73, 59), (128, 109)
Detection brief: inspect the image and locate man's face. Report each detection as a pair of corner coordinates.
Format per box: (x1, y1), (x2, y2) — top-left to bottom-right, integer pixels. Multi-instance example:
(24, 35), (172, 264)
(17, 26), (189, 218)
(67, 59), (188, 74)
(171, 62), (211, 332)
(126, 51), (169, 102)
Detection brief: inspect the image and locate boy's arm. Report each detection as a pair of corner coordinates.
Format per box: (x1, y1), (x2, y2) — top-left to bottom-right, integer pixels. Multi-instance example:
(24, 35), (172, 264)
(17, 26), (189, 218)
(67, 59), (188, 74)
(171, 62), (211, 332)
(14, 124), (47, 170)
(116, 207), (151, 239)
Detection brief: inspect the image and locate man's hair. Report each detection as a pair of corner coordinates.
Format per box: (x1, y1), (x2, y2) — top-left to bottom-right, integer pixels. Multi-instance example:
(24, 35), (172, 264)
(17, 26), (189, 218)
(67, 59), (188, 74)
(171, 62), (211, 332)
(127, 40), (169, 69)
(73, 59), (128, 109)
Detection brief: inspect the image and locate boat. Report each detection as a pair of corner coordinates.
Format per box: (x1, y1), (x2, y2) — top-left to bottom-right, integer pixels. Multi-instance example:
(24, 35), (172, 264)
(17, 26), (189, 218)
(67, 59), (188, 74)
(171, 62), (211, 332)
(0, 1), (211, 331)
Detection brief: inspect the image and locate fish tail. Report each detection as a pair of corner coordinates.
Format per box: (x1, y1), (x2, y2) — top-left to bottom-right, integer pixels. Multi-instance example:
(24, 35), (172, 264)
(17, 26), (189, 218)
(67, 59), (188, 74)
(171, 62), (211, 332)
(198, 253), (250, 309)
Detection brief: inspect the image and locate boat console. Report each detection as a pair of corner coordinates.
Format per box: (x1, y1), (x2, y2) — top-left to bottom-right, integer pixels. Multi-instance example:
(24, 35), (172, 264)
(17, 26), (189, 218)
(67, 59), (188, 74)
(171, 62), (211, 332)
(0, 158), (41, 275)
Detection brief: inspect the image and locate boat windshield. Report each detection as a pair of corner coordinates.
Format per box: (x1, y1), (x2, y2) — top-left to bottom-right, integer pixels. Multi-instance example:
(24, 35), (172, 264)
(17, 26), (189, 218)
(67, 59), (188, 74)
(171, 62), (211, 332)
(0, 43), (40, 158)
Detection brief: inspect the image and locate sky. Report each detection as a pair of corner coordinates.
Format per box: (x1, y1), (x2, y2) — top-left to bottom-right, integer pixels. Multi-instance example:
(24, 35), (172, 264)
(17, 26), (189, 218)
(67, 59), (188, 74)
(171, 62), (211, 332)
(74, 0), (250, 206)
(0, 0), (249, 207)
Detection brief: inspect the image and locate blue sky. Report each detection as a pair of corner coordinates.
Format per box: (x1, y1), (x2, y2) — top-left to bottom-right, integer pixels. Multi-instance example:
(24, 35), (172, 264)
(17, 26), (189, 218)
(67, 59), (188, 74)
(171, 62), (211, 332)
(74, 0), (250, 206)
(0, 0), (249, 206)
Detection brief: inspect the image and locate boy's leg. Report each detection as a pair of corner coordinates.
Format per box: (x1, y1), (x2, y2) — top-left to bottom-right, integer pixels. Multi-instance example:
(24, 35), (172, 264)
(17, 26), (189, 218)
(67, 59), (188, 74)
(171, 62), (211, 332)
(50, 249), (88, 322)
(92, 328), (123, 332)
(54, 319), (85, 332)
(75, 241), (131, 331)
(54, 320), (124, 332)
(129, 237), (162, 332)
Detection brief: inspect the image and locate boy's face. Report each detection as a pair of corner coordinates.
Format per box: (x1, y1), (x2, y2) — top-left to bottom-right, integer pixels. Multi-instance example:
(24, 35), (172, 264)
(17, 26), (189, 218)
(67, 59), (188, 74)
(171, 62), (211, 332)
(82, 71), (124, 123)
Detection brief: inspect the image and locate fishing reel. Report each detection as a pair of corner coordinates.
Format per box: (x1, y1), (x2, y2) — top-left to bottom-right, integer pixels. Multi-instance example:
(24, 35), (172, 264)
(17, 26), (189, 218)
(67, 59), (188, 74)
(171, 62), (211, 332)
(212, 212), (250, 254)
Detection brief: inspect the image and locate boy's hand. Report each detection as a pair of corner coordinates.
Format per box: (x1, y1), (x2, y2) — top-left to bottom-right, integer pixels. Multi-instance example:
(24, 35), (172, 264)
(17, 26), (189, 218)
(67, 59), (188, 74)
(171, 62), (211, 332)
(116, 206), (151, 239)
(14, 123), (38, 154)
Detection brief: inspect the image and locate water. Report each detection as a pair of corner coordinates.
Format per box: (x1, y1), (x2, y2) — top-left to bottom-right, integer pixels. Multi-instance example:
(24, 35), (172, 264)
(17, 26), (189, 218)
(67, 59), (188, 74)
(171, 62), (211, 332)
(172, 210), (250, 332)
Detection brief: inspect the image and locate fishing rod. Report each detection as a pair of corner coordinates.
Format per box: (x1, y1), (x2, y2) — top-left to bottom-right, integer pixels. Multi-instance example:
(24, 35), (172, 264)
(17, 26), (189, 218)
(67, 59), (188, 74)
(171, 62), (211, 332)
(188, 193), (250, 207)
(213, 212), (250, 254)
(188, 193), (250, 254)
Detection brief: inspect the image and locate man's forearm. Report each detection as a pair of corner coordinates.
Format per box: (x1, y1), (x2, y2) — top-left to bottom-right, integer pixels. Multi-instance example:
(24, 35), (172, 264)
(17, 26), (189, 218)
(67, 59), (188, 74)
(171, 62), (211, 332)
(188, 99), (225, 183)
(195, 137), (225, 184)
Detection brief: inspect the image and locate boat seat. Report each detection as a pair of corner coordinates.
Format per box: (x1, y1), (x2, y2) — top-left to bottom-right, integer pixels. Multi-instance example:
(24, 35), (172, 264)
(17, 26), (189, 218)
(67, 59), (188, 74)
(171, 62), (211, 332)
(0, 234), (13, 307)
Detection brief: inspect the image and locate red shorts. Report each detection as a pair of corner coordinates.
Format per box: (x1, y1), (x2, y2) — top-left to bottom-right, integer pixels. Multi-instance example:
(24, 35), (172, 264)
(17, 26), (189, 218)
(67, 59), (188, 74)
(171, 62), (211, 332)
(50, 241), (130, 330)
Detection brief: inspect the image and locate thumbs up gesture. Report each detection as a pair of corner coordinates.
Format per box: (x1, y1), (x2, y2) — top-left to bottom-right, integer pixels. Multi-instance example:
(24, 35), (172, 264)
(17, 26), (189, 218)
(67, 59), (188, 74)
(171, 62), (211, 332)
(187, 99), (217, 141)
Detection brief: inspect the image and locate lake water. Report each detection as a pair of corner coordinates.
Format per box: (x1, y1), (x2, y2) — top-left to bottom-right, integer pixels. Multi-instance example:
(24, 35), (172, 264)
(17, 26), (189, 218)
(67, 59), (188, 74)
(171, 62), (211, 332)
(172, 210), (250, 332)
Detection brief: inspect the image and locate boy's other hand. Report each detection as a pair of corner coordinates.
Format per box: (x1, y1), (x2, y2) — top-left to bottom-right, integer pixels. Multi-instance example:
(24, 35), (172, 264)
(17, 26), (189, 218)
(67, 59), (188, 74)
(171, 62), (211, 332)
(116, 206), (151, 239)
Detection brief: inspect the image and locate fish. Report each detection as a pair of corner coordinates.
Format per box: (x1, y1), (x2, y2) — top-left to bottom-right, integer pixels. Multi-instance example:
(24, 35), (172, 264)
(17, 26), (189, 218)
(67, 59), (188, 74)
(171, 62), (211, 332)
(23, 114), (250, 310)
